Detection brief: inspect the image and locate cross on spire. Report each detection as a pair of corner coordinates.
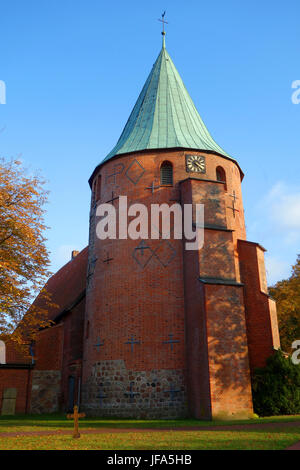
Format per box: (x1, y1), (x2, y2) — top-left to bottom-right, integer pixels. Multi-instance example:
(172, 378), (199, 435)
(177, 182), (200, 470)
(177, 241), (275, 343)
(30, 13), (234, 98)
(158, 11), (168, 36)
(158, 11), (168, 48)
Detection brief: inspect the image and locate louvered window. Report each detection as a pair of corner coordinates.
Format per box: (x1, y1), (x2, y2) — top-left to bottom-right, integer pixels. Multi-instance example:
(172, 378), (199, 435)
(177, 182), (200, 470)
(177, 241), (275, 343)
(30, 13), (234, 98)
(160, 161), (173, 185)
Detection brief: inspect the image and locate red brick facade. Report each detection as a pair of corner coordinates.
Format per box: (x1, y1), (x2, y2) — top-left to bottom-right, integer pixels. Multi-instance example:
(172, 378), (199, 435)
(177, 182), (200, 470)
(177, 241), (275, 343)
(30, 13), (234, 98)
(0, 249), (88, 415)
(0, 150), (280, 418)
(80, 148), (279, 419)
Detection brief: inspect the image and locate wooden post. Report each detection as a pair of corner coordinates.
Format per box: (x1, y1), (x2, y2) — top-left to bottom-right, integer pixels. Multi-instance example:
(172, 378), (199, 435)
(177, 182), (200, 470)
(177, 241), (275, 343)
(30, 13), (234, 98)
(67, 405), (86, 438)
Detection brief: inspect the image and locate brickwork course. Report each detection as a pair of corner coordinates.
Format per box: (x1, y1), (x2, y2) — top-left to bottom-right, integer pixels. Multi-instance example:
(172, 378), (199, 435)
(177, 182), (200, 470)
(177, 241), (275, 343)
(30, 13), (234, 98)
(0, 35), (280, 419)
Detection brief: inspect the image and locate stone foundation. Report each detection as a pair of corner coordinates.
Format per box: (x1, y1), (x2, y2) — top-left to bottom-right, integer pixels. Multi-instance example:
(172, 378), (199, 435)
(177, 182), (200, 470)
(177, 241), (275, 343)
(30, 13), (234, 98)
(81, 360), (187, 418)
(30, 370), (61, 414)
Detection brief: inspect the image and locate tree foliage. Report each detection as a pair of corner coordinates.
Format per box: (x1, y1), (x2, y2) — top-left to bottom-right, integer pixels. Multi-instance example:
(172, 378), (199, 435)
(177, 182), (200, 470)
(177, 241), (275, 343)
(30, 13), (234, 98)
(252, 350), (300, 416)
(269, 255), (300, 352)
(0, 158), (52, 344)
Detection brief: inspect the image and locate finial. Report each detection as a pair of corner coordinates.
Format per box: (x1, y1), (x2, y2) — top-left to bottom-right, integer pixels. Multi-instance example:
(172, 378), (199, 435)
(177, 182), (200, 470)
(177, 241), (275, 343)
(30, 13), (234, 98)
(158, 11), (168, 47)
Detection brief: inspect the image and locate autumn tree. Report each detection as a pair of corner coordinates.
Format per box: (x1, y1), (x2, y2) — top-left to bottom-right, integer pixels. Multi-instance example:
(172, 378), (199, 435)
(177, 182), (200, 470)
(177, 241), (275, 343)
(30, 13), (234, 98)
(269, 255), (300, 353)
(0, 157), (52, 345)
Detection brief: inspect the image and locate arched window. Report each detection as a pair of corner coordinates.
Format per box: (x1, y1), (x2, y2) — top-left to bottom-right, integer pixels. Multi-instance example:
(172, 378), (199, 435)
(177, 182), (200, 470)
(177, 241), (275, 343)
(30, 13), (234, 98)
(216, 166), (227, 190)
(0, 340), (6, 364)
(160, 161), (173, 186)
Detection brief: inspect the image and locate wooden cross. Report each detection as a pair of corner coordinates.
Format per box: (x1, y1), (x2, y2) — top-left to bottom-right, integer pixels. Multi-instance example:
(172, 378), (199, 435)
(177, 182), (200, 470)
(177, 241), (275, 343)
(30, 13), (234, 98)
(163, 333), (180, 351)
(158, 11), (168, 35)
(67, 405), (86, 439)
(146, 181), (160, 194)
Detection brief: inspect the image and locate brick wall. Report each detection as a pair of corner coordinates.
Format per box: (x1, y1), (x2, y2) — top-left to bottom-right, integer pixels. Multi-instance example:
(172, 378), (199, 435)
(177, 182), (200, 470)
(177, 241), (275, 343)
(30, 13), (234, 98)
(82, 149), (252, 418)
(30, 324), (64, 413)
(60, 298), (85, 411)
(0, 368), (32, 414)
(181, 177), (253, 419)
(238, 240), (280, 370)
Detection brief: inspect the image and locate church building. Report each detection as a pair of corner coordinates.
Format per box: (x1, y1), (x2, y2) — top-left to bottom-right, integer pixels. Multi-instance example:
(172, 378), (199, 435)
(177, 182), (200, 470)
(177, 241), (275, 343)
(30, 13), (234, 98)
(0, 31), (280, 419)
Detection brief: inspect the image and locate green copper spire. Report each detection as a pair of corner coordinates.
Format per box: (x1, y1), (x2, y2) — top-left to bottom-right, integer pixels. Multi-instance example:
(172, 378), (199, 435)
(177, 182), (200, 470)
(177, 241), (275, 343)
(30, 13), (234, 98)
(102, 40), (231, 163)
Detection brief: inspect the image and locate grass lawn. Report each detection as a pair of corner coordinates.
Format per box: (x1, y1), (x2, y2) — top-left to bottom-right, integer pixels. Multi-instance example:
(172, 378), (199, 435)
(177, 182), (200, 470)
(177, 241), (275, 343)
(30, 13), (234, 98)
(0, 414), (300, 450)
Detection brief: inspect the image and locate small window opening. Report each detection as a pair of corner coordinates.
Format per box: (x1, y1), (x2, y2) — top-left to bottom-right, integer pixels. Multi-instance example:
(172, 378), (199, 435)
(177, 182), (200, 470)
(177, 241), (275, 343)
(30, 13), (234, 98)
(160, 161), (173, 185)
(216, 166), (227, 190)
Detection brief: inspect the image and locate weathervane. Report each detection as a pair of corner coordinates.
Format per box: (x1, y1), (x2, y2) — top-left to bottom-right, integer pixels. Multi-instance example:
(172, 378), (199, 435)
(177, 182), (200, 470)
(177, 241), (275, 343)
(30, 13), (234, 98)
(158, 11), (168, 36)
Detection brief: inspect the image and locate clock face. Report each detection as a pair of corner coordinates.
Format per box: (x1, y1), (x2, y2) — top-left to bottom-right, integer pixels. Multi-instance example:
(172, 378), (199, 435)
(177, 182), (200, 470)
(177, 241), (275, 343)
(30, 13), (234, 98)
(186, 154), (206, 173)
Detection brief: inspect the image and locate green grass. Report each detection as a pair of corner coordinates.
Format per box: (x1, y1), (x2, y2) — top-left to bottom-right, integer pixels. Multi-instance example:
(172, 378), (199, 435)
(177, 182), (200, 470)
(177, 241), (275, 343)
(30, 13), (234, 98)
(0, 414), (300, 450)
(1, 413), (300, 431)
(0, 428), (300, 450)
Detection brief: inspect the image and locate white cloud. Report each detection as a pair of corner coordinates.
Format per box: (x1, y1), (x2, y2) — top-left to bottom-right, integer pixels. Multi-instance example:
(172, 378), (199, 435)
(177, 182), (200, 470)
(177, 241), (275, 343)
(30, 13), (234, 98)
(247, 181), (300, 285)
(265, 255), (291, 285)
(266, 182), (300, 231)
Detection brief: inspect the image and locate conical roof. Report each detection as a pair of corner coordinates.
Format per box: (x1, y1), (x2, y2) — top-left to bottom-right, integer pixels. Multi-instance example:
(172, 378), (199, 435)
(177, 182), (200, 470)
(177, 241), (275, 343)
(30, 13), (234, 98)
(102, 39), (231, 163)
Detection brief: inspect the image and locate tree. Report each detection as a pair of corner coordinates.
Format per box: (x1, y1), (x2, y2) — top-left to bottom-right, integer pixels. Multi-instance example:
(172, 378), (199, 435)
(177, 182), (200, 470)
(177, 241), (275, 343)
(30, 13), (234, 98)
(0, 158), (52, 346)
(252, 350), (300, 416)
(269, 255), (300, 353)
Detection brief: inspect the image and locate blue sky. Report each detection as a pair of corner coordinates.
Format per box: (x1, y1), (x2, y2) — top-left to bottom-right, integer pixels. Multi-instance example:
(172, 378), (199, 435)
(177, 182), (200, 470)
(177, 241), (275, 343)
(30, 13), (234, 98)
(1, 0), (299, 285)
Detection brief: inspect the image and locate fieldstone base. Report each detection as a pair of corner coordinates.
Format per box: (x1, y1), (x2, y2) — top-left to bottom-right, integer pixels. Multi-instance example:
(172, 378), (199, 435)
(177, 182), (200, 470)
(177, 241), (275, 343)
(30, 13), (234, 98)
(81, 360), (187, 418)
(30, 370), (61, 414)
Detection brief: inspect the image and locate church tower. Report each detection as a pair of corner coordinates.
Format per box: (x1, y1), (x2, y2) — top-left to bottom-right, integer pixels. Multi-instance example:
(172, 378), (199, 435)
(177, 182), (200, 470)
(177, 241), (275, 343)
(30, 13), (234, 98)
(82, 32), (280, 419)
